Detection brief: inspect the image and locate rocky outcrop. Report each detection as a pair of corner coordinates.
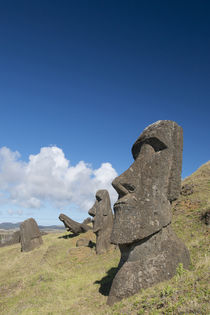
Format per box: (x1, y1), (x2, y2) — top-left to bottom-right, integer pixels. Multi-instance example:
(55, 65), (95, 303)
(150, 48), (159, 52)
(181, 184), (194, 196)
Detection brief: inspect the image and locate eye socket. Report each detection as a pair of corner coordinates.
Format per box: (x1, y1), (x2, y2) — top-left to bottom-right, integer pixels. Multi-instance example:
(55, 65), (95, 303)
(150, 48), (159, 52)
(123, 183), (135, 193)
(96, 196), (102, 202)
(132, 137), (167, 159)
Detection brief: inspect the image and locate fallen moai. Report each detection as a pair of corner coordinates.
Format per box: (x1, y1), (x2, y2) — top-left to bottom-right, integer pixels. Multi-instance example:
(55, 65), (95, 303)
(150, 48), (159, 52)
(88, 190), (114, 254)
(107, 120), (190, 305)
(20, 218), (43, 252)
(59, 214), (92, 234)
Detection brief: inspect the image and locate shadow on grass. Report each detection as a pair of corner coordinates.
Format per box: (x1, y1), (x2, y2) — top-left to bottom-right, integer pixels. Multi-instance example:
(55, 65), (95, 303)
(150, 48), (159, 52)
(58, 234), (96, 248)
(58, 233), (79, 239)
(88, 240), (96, 248)
(94, 267), (118, 296)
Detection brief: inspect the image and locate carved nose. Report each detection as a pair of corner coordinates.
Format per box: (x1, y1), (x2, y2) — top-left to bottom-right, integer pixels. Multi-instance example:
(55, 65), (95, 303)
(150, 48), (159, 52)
(88, 204), (96, 217)
(112, 166), (136, 198)
(112, 177), (128, 197)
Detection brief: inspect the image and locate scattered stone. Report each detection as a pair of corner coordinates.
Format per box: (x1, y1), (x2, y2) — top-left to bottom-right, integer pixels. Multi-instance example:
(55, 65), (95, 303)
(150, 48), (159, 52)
(88, 190), (114, 254)
(107, 120), (190, 305)
(59, 214), (92, 234)
(201, 209), (210, 225)
(20, 218), (43, 252)
(173, 199), (201, 212)
(76, 238), (91, 247)
(181, 184), (194, 196)
(0, 230), (20, 247)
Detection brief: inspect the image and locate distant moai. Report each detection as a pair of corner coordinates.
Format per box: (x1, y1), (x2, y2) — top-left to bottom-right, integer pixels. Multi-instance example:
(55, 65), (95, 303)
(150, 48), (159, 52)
(59, 214), (92, 234)
(88, 190), (114, 254)
(107, 120), (190, 305)
(20, 218), (43, 252)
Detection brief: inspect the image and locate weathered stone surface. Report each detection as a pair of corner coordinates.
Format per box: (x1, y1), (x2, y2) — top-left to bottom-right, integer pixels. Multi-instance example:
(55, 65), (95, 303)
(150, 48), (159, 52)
(0, 230), (20, 247)
(181, 184), (194, 196)
(107, 120), (190, 305)
(20, 218), (43, 252)
(59, 214), (92, 234)
(76, 238), (90, 247)
(88, 190), (114, 254)
(82, 217), (92, 225)
(201, 209), (210, 225)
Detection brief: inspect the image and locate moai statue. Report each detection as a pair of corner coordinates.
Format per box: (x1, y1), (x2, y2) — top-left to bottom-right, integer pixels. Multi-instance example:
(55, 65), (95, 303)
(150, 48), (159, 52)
(88, 190), (114, 254)
(107, 120), (190, 305)
(20, 218), (43, 252)
(59, 214), (92, 234)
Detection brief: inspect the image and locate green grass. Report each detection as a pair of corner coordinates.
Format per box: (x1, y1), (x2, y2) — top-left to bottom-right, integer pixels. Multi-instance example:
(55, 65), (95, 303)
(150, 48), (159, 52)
(0, 161), (209, 314)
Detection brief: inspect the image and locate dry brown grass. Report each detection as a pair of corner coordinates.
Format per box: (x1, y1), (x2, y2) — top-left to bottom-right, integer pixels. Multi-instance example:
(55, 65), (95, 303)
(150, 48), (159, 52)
(0, 162), (209, 314)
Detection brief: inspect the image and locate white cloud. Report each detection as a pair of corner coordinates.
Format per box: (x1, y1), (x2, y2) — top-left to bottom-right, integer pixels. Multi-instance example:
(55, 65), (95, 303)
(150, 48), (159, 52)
(0, 146), (118, 211)
(7, 209), (23, 216)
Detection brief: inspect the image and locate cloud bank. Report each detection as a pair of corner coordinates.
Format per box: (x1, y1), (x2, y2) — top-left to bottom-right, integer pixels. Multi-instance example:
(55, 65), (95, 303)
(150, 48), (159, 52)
(0, 146), (118, 211)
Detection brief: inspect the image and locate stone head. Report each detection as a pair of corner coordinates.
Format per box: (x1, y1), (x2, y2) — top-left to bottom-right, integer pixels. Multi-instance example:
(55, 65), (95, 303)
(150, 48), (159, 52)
(88, 189), (113, 234)
(111, 120), (183, 245)
(59, 213), (66, 223)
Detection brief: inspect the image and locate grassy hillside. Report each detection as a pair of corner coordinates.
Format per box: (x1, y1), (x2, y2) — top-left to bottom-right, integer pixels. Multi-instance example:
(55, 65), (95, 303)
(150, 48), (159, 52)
(0, 162), (209, 315)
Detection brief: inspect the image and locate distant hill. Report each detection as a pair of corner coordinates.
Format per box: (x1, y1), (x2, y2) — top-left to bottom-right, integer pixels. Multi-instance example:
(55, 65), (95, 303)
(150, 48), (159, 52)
(0, 222), (65, 230)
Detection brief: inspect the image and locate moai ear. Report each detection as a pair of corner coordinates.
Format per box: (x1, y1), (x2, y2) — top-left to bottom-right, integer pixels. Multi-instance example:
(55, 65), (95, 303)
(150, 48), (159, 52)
(167, 123), (183, 202)
(103, 206), (108, 216)
(103, 191), (112, 216)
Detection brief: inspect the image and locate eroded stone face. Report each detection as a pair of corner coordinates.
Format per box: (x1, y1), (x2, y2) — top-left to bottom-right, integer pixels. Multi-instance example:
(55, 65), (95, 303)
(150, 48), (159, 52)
(88, 190), (113, 254)
(20, 218), (43, 252)
(111, 120), (183, 245)
(107, 120), (190, 305)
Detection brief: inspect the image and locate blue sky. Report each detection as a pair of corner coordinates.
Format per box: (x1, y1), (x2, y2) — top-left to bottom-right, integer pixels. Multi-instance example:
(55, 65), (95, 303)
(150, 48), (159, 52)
(0, 1), (209, 225)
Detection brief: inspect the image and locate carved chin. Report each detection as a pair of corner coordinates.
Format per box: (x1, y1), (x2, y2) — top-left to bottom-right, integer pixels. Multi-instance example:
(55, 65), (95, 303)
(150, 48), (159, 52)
(93, 227), (100, 233)
(92, 219), (102, 233)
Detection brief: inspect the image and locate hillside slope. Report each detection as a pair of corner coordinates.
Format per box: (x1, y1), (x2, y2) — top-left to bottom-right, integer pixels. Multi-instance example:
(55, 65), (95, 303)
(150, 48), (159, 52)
(0, 162), (209, 315)
(0, 222), (65, 230)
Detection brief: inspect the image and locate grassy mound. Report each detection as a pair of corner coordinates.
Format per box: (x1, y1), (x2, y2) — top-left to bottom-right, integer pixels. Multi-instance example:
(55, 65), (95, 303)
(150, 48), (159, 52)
(0, 162), (209, 314)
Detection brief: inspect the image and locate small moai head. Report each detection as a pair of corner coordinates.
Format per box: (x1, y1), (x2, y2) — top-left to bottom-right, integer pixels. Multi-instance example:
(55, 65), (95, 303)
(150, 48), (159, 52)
(20, 218), (43, 252)
(88, 190), (113, 234)
(111, 120), (183, 245)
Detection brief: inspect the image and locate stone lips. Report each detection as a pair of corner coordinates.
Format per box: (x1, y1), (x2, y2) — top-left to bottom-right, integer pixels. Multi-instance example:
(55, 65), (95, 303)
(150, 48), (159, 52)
(20, 218), (43, 252)
(88, 189), (114, 254)
(107, 120), (190, 305)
